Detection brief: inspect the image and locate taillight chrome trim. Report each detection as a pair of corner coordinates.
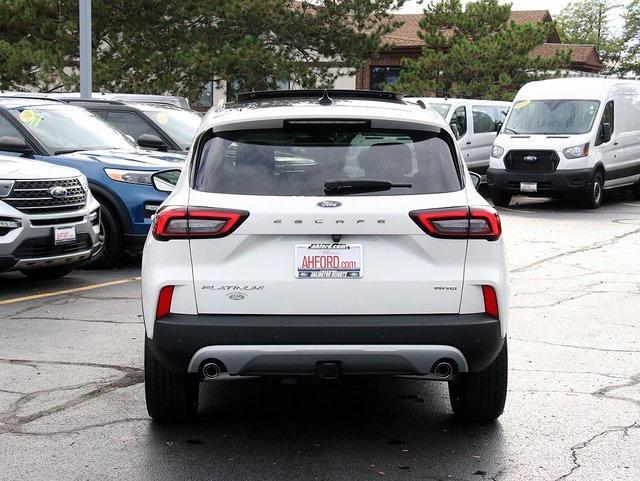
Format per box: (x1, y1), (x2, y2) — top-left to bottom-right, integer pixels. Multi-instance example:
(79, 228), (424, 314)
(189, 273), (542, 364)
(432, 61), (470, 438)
(409, 206), (501, 241)
(152, 206), (249, 241)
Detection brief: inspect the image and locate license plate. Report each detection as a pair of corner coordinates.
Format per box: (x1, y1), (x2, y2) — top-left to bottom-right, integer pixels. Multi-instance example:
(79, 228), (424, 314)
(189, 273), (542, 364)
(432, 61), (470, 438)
(54, 226), (76, 245)
(520, 182), (538, 193)
(295, 243), (362, 279)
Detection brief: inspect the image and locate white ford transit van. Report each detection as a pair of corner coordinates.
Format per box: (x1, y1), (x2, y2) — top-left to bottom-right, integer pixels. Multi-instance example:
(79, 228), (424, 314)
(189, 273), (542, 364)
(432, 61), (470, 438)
(487, 78), (640, 208)
(411, 98), (511, 176)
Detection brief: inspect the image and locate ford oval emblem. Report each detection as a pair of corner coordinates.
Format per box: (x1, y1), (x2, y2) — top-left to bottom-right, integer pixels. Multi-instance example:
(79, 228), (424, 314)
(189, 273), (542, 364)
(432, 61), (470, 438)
(49, 186), (68, 199)
(318, 200), (342, 208)
(523, 155), (538, 163)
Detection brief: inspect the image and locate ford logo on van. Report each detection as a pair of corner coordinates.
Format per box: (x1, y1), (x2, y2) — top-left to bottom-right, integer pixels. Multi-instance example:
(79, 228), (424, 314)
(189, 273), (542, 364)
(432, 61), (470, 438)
(49, 186), (68, 199)
(523, 155), (538, 163)
(318, 200), (342, 208)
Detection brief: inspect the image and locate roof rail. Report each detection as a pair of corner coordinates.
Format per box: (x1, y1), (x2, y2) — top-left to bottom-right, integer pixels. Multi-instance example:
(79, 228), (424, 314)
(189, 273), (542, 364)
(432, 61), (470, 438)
(0, 93), (64, 103)
(236, 89), (406, 104)
(59, 98), (126, 106)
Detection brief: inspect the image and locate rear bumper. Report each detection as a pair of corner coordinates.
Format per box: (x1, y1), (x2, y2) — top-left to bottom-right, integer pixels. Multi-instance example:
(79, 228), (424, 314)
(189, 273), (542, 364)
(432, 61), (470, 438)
(487, 167), (593, 195)
(148, 313), (504, 375)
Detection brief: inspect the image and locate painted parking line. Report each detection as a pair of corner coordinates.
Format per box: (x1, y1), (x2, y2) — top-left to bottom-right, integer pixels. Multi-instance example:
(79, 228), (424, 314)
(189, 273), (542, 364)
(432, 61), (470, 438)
(0, 276), (142, 305)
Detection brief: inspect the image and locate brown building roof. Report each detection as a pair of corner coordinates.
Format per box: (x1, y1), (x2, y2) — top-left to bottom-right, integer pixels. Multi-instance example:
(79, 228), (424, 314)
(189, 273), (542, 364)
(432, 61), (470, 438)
(381, 10), (600, 72)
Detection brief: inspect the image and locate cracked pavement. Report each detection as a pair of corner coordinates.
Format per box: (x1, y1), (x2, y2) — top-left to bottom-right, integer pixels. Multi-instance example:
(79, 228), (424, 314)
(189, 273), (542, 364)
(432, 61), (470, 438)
(0, 192), (639, 481)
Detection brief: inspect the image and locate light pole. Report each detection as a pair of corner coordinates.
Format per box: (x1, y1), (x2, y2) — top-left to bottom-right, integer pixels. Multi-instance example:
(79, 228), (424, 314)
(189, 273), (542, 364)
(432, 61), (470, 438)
(79, 0), (92, 99)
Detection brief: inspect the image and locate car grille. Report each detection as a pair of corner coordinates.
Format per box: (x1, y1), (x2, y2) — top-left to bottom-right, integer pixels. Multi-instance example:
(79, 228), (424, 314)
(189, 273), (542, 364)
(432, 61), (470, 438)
(3, 178), (87, 214)
(504, 150), (559, 173)
(13, 234), (92, 259)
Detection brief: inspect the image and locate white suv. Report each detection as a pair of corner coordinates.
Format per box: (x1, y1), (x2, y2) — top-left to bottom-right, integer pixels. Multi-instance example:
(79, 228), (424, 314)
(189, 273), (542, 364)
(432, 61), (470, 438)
(141, 90), (509, 423)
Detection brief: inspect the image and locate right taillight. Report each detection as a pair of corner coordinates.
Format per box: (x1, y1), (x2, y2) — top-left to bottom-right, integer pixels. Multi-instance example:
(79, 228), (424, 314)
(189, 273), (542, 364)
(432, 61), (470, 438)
(152, 206), (249, 241)
(409, 207), (501, 241)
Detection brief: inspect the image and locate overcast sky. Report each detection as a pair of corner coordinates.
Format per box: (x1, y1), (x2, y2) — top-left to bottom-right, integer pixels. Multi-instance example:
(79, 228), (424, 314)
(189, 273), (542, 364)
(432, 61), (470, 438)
(397, 0), (630, 28)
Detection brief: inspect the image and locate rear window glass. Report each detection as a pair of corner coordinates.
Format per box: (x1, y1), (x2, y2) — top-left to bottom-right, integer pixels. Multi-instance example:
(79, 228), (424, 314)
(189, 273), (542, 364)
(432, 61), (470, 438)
(193, 126), (461, 196)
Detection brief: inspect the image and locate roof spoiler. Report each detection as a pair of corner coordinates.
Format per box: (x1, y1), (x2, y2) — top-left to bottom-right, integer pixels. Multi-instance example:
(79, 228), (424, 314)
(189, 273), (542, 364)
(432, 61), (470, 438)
(235, 89), (406, 104)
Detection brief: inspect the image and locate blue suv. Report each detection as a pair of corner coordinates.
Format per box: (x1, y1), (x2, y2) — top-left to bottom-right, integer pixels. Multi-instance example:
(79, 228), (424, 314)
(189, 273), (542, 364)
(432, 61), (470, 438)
(0, 97), (185, 267)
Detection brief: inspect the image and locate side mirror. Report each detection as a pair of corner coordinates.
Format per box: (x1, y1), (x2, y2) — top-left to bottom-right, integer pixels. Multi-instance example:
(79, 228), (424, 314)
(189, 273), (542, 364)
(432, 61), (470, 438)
(450, 123), (460, 140)
(469, 172), (482, 190)
(0, 136), (33, 154)
(151, 168), (181, 193)
(600, 123), (612, 144)
(138, 134), (168, 151)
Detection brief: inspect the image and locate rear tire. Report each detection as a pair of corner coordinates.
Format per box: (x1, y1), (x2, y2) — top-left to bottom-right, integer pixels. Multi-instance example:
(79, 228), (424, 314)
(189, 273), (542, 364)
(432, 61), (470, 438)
(84, 201), (123, 269)
(448, 340), (508, 422)
(632, 181), (640, 200)
(20, 265), (74, 280)
(145, 338), (199, 422)
(581, 171), (604, 209)
(490, 191), (512, 208)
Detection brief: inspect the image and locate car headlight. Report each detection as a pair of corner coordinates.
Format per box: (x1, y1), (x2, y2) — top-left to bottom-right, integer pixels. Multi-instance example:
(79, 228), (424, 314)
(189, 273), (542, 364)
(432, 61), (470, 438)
(563, 143), (590, 159)
(104, 168), (153, 185)
(491, 145), (504, 158)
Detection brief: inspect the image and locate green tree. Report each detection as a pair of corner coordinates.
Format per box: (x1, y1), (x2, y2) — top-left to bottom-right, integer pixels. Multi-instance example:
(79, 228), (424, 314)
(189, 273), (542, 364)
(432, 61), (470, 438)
(0, 0), (404, 100)
(556, 0), (623, 75)
(393, 0), (570, 101)
(615, 0), (640, 77)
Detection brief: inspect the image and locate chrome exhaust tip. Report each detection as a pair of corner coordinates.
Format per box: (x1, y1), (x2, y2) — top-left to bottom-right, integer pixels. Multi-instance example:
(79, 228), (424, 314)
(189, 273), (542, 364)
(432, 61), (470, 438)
(433, 361), (454, 379)
(202, 362), (221, 380)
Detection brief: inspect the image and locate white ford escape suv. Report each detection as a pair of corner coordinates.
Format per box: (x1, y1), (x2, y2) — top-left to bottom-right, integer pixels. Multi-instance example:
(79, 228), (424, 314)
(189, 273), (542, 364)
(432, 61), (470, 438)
(141, 90), (509, 423)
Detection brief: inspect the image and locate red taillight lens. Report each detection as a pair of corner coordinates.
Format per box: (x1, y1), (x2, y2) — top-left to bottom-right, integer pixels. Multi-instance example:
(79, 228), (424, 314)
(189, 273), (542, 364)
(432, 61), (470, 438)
(482, 285), (499, 319)
(409, 207), (501, 240)
(152, 206), (249, 241)
(156, 285), (174, 320)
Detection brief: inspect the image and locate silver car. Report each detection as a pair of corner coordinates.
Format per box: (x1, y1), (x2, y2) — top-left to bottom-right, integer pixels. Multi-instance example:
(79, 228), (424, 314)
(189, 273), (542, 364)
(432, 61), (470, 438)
(0, 155), (101, 279)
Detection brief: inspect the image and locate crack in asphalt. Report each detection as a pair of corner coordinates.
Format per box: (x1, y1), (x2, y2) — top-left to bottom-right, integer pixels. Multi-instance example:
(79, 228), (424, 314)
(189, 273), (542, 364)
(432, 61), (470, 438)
(551, 371), (640, 481)
(10, 417), (148, 437)
(0, 358), (143, 435)
(510, 337), (640, 354)
(511, 226), (640, 274)
(8, 315), (141, 324)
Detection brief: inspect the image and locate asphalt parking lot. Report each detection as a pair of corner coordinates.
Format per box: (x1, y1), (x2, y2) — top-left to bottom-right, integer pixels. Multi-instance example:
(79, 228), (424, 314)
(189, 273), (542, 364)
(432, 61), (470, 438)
(1, 192), (639, 481)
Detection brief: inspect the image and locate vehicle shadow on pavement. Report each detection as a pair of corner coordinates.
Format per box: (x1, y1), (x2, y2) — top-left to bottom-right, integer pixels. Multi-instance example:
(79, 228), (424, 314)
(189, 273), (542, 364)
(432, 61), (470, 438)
(143, 376), (506, 480)
(496, 187), (637, 213)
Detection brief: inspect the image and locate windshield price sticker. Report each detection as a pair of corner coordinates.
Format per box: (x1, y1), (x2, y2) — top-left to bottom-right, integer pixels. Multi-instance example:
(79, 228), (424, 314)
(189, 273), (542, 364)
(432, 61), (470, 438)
(19, 109), (45, 127)
(156, 112), (169, 125)
(513, 100), (531, 110)
(295, 243), (363, 279)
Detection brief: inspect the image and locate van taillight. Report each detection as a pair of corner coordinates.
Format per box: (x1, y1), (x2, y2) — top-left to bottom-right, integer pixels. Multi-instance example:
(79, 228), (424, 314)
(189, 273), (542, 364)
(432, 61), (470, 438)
(409, 207), (501, 240)
(482, 285), (499, 319)
(152, 206), (249, 241)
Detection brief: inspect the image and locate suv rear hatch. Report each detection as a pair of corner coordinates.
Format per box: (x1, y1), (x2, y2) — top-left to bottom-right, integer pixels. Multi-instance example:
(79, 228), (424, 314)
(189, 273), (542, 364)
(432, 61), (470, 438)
(185, 122), (469, 315)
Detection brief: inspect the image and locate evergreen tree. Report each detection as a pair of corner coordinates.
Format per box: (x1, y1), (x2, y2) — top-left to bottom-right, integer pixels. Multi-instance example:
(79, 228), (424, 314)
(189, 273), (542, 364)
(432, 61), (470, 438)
(394, 0), (569, 101)
(0, 0), (404, 100)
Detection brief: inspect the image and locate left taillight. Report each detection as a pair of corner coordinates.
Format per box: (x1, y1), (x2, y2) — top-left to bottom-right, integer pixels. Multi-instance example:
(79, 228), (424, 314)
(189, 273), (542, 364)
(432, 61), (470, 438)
(409, 207), (501, 241)
(152, 206), (249, 241)
(156, 285), (174, 320)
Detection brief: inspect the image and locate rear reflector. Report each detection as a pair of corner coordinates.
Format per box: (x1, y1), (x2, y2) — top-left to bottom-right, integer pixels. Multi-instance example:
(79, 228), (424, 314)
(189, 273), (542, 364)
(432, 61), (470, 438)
(152, 206), (249, 241)
(156, 285), (174, 320)
(482, 285), (499, 319)
(409, 207), (501, 240)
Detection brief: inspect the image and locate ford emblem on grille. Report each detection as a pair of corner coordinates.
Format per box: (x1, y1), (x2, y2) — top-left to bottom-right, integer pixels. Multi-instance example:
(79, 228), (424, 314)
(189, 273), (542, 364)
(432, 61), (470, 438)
(49, 186), (68, 199)
(318, 200), (342, 208)
(523, 155), (538, 163)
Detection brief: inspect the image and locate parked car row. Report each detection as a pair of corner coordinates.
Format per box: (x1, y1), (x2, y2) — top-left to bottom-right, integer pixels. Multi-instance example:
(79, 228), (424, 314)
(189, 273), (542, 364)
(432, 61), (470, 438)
(0, 94), (193, 277)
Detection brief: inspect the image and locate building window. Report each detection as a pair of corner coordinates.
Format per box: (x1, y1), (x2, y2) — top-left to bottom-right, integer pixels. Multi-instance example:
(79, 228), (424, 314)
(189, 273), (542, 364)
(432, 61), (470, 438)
(370, 66), (402, 91)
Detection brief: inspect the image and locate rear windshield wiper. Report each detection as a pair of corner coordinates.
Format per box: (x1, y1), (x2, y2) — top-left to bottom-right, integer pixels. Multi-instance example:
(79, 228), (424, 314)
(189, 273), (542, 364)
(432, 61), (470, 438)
(324, 179), (412, 195)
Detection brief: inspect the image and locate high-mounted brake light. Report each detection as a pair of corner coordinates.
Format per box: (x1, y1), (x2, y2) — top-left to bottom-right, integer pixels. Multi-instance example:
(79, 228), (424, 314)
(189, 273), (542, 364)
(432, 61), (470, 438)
(482, 285), (499, 319)
(409, 207), (501, 240)
(152, 206), (249, 241)
(156, 285), (174, 320)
